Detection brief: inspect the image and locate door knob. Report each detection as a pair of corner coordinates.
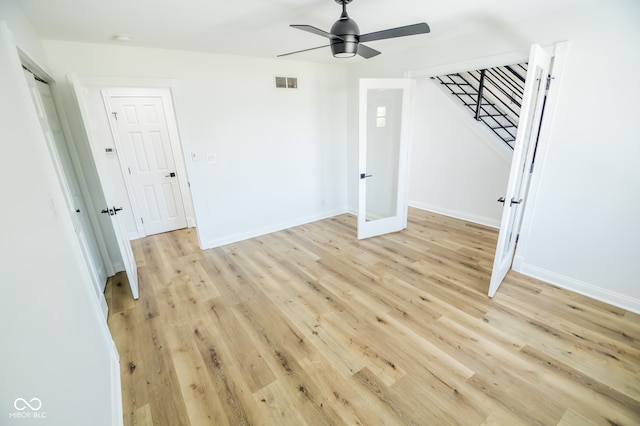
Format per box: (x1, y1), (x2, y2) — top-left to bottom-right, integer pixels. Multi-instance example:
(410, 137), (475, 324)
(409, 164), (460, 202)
(101, 207), (123, 216)
(497, 197), (505, 204)
(360, 173), (373, 179)
(166, 172), (176, 178)
(510, 198), (523, 206)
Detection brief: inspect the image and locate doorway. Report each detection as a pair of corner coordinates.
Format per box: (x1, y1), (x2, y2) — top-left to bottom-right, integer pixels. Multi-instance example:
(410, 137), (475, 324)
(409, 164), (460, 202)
(406, 43), (567, 297)
(103, 89), (190, 237)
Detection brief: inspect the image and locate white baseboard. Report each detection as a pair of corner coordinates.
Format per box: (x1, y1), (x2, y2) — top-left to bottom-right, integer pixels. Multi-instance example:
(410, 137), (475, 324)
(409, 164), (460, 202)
(110, 343), (123, 426)
(203, 208), (349, 249)
(409, 201), (501, 229)
(514, 259), (640, 314)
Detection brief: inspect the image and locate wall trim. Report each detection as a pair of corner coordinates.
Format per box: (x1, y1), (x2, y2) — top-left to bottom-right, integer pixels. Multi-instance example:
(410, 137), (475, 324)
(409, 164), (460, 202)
(409, 202), (500, 229)
(110, 342), (123, 426)
(514, 259), (640, 314)
(203, 208), (348, 249)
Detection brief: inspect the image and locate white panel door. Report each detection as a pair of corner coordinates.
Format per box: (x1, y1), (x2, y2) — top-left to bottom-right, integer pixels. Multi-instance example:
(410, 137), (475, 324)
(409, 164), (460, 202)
(108, 95), (187, 236)
(488, 44), (551, 297)
(69, 75), (139, 300)
(358, 78), (413, 240)
(23, 70), (110, 314)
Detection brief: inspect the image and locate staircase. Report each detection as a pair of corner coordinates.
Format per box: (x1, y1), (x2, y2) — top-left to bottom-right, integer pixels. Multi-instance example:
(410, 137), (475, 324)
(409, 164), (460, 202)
(433, 63), (527, 149)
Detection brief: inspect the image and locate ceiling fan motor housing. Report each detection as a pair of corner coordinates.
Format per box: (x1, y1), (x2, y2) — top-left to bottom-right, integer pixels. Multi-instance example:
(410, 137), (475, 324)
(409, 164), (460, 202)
(330, 5), (360, 57)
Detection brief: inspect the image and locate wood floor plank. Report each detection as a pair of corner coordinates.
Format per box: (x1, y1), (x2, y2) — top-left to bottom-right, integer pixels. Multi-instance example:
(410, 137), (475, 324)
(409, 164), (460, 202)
(106, 208), (640, 425)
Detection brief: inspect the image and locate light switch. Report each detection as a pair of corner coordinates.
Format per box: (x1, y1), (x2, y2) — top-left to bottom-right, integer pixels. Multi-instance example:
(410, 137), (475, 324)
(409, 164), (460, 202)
(207, 154), (217, 164)
(191, 152), (197, 161)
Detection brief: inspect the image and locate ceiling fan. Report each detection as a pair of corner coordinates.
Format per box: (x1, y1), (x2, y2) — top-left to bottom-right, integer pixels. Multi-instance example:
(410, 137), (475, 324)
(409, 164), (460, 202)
(278, 0), (430, 59)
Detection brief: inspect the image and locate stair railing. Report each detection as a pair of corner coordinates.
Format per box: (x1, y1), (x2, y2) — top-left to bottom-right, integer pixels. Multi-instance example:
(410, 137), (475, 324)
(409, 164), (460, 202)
(433, 63), (528, 150)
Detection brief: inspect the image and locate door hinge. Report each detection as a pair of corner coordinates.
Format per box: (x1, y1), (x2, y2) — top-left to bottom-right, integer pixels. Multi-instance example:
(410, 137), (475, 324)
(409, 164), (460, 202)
(128, 167), (131, 175)
(112, 111), (118, 120)
(141, 217), (144, 224)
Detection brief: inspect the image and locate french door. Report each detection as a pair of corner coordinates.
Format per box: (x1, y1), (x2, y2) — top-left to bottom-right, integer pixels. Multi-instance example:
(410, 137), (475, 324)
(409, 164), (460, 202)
(357, 79), (413, 239)
(488, 44), (551, 297)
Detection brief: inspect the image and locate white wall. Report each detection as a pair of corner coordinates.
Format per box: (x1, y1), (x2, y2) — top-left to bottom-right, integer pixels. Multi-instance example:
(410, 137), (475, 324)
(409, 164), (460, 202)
(0, 6), (119, 425)
(347, 0), (640, 312)
(43, 41), (350, 249)
(0, 0), (47, 69)
(410, 77), (512, 227)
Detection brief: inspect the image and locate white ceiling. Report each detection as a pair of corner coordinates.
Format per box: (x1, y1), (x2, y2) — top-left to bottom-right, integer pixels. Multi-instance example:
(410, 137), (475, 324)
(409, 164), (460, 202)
(15, 0), (595, 62)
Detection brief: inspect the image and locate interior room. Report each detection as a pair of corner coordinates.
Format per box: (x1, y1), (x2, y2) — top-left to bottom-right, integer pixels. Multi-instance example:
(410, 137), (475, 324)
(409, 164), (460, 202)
(1, 0), (638, 424)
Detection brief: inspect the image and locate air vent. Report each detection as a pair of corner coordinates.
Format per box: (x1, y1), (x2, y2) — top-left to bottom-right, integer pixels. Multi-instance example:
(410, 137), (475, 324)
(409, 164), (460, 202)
(275, 76), (298, 89)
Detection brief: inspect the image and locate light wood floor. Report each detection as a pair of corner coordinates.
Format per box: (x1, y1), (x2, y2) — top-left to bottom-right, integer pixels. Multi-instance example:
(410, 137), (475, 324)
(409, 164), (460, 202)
(105, 209), (640, 425)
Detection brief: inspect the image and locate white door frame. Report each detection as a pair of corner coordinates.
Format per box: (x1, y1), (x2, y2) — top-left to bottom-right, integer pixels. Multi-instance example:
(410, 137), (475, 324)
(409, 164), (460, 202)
(70, 76), (197, 245)
(102, 88), (191, 238)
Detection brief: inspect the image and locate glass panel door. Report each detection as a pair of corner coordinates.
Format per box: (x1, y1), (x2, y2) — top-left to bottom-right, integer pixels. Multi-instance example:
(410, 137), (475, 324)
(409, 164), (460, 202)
(358, 79), (413, 239)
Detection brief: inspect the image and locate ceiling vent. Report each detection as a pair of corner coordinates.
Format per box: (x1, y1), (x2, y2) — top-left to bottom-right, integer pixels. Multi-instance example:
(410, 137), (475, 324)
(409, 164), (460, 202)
(275, 76), (298, 89)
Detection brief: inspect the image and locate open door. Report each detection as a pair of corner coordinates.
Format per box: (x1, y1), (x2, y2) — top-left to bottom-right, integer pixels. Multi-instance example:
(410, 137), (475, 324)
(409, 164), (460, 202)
(358, 78), (413, 239)
(488, 44), (551, 297)
(69, 74), (139, 300)
(23, 69), (110, 316)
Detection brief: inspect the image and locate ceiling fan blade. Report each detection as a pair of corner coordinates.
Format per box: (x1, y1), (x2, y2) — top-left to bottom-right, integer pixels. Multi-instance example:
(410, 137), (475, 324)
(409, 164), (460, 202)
(277, 44), (330, 58)
(357, 44), (381, 59)
(360, 22), (430, 43)
(290, 25), (343, 41)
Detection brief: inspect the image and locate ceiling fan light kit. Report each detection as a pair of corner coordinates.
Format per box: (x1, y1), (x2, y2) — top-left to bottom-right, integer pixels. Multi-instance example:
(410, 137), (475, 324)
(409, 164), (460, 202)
(278, 0), (430, 60)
